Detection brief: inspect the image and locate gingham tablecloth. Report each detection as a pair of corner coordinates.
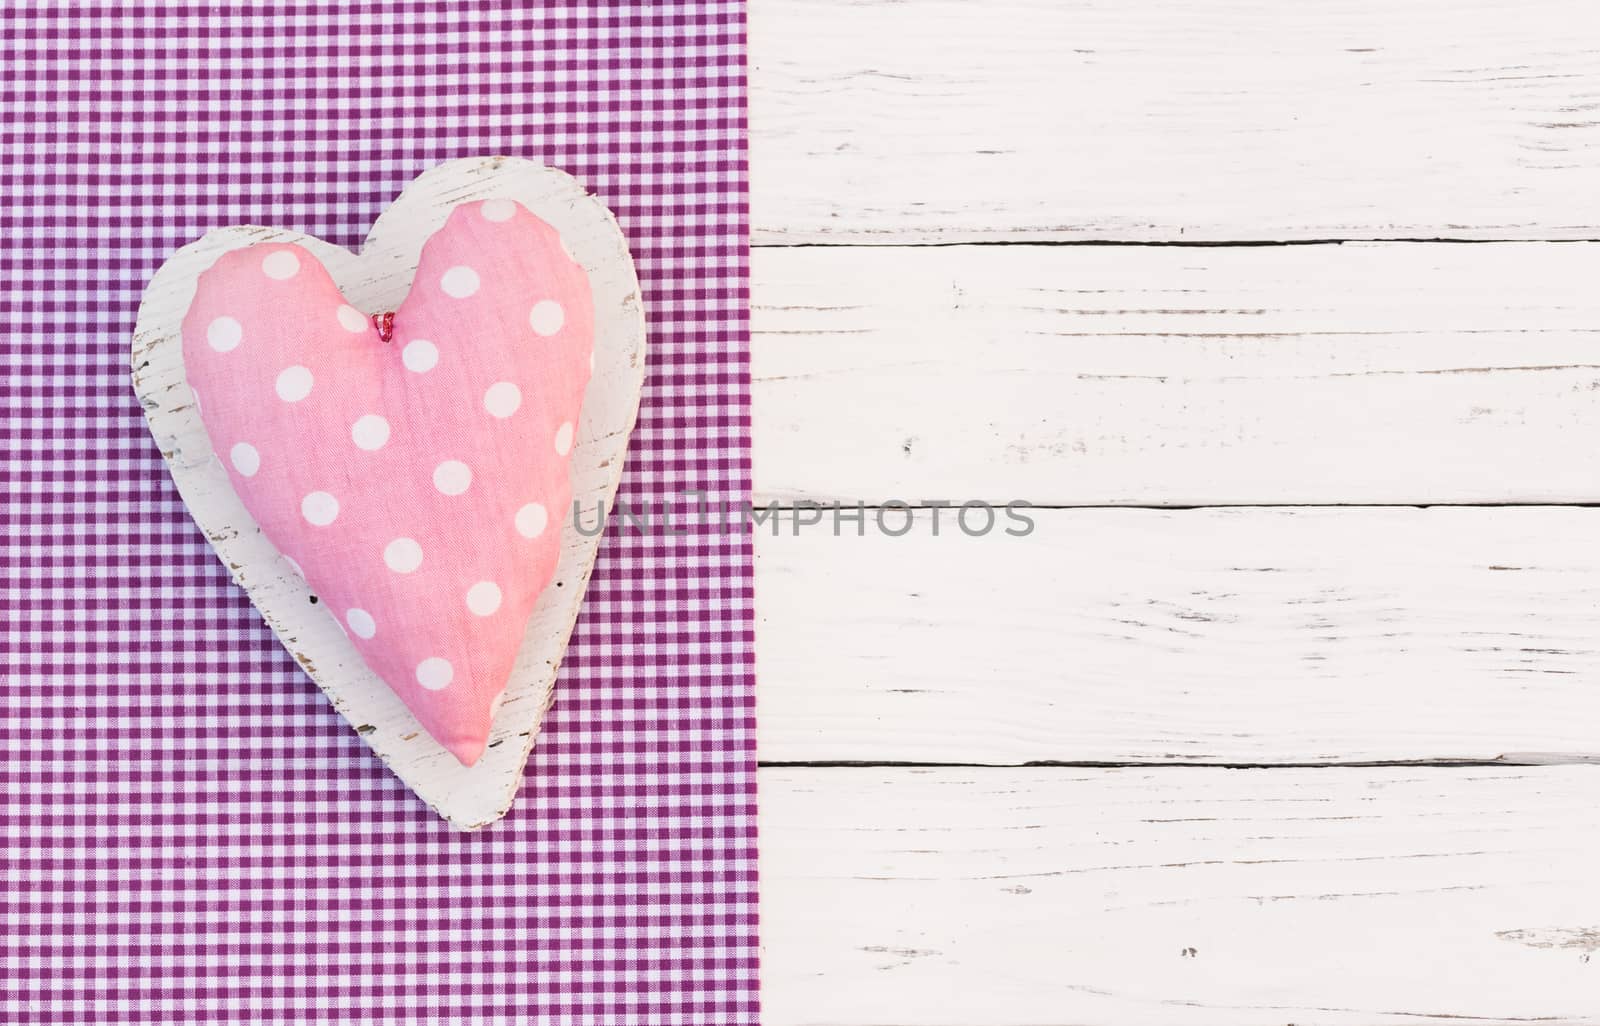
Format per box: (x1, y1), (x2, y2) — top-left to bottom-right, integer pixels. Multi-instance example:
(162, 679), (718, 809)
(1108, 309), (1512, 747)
(0, 5), (757, 1023)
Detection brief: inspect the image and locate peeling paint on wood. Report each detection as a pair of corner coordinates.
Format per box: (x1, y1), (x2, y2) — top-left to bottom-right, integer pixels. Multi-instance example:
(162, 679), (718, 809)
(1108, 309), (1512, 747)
(1497, 927), (1600, 953)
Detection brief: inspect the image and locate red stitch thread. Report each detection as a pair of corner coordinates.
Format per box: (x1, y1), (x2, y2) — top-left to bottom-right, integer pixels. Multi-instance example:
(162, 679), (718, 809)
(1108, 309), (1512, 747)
(373, 311), (395, 343)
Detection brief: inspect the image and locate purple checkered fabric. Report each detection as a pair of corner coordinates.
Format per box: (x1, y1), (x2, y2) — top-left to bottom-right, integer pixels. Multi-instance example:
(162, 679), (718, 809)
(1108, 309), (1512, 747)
(0, 4), (756, 1023)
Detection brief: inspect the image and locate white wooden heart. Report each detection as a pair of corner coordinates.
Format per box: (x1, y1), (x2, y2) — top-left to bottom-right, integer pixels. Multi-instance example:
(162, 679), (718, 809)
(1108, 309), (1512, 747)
(130, 157), (645, 830)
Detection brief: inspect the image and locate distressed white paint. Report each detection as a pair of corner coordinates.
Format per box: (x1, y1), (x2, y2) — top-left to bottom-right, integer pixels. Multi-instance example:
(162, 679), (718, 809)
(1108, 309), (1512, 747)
(757, 505), (1600, 764)
(763, 766), (1600, 1025)
(751, 0), (1600, 243)
(743, 3), (1600, 1022)
(753, 241), (1600, 505)
(131, 157), (645, 830)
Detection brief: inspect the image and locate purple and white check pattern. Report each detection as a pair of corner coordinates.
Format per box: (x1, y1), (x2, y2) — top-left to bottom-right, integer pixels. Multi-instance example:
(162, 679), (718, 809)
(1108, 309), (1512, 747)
(0, 4), (756, 1023)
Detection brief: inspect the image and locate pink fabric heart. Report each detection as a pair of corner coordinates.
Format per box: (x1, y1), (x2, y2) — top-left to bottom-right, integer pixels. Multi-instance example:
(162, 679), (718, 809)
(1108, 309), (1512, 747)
(181, 200), (593, 766)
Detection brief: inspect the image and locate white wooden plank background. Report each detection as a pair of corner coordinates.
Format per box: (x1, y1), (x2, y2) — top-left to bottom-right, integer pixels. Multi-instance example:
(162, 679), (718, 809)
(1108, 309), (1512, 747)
(764, 767), (1600, 1026)
(750, 0), (1600, 243)
(747, 1), (1600, 1022)
(752, 242), (1600, 506)
(757, 506), (1600, 765)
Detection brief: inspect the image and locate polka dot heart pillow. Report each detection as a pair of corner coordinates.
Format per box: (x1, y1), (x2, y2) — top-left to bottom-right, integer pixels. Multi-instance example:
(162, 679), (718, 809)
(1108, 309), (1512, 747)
(132, 159), (645, 829)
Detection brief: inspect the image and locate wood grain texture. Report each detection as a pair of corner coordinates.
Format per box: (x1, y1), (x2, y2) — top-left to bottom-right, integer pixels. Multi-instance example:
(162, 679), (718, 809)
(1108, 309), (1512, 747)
(763, 765), (1600, 1026)
(757, 505), (1600, 765)
(131, 157), (646, 830)
(750, 0), (1600, 243)
(746, 5), (1600, 1020)
(753, 241), (1600, 505)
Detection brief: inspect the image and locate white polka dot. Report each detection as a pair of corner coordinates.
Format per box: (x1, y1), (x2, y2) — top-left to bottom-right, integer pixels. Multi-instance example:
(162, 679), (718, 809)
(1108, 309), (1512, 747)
(346, 608), (376, 639)
(433, 460), (472, 496)
(529, 300), (564, 336)
(416, 657), (454, 690)
(402, 339), (438, 373)
(229, 442), (260, 477)
(206, 316), (242, 352)
(351, 414), (390, 451)
(301, 491), (339, 526)
(515, 502), (548, 539)
(441, 265), (480, 298)
(336, 304), (368, 333)
(554, 421), (575, 456)
(481, 199), (517, 222)
(262, 250), (300, 280)
(275, 365), (313, 402)
(465, 580), (502, 616)
(483, 381), (521, 418)
(384, 537), (423, 573)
